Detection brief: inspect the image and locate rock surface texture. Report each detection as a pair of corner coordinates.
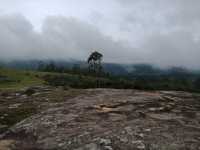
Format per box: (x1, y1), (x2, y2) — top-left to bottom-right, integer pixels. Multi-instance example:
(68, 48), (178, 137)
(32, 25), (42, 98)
(0, 88), (200, 150)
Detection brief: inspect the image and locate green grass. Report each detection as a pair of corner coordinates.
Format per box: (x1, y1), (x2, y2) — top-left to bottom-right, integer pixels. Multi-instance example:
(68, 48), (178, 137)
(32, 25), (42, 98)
(0, 68), (45, 90)
(0, 67), (106, 90)
(1, 67), (198, 92)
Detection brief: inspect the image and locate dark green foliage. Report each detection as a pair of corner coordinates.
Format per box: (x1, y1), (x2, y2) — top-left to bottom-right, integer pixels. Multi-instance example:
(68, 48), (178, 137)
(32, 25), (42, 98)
(194, 77), (200, 89)
(23, 88), (36, 96)
(43, 74), (135, 89)
(35, 61), (200, 92)
(0, 75), (16, 84)
(1, 59), (199, 92)
(72, 64), (81, 74)
(38, 61), (65, 73)
(43, 73), (200, 92)
(133, 76), (194, 91)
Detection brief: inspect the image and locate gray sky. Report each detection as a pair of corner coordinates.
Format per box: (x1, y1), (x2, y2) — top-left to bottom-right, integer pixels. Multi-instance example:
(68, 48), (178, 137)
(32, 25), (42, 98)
(0, 0), (200, 69)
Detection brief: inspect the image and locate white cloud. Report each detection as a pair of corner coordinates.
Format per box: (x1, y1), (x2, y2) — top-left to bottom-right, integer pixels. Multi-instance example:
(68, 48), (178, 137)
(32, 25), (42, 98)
(0, 0), (200, 69)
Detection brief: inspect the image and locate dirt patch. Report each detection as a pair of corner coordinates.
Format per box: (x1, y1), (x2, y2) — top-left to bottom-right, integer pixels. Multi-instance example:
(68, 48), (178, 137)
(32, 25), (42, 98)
(0, 140), (16, 150)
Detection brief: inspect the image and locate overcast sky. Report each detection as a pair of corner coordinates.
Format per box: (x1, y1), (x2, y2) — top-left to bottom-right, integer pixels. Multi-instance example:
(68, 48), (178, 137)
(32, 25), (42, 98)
(0, 0), (200, 69)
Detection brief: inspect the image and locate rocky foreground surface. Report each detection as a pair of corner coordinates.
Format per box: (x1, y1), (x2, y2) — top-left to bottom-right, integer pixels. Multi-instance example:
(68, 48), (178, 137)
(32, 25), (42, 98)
(0, 87), (200, 150)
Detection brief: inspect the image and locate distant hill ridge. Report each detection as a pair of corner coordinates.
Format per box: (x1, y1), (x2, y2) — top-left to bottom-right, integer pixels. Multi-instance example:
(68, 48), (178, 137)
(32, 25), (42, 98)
(1, 60), (199, 76)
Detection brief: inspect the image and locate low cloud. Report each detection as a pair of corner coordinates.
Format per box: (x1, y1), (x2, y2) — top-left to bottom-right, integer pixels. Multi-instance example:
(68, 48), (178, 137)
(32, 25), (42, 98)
(141, 31), (200, 69)
(0, 12), (200, 69)
(0, 14), (140, 63)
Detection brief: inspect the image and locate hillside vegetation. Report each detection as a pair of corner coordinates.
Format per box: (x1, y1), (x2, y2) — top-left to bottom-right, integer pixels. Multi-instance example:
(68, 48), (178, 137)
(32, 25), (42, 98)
(0, 67), (200, 92)
(0, 68), (45, 89)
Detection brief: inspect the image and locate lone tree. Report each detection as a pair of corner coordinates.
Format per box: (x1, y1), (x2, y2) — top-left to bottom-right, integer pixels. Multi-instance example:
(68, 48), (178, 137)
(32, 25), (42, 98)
(87, 51), (103, 75)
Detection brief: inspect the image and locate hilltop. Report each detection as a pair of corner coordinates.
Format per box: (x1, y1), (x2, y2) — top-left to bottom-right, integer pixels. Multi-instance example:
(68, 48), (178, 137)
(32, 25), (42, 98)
(0, 68), (200, 149)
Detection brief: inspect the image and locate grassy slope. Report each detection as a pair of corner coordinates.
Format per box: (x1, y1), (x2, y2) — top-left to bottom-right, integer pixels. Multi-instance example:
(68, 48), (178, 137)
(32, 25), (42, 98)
(0, 68), (103, 90)
(0, 68), (45, 90)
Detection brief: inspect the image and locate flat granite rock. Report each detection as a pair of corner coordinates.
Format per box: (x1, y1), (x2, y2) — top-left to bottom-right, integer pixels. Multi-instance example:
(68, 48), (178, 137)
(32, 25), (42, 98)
(0, 88), (200, 150)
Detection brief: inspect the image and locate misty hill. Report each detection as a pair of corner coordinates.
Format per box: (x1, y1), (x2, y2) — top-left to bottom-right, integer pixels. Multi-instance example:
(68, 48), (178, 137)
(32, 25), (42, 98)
(1, 60), (199, 76)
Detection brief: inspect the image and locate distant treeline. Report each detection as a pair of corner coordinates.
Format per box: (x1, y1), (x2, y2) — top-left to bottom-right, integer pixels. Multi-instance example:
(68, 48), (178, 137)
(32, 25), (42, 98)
(1, 60), (200, 75)
(37, 61), (200, 92)
(1, 60), (200, 92)
(43, 73), (200, 92)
